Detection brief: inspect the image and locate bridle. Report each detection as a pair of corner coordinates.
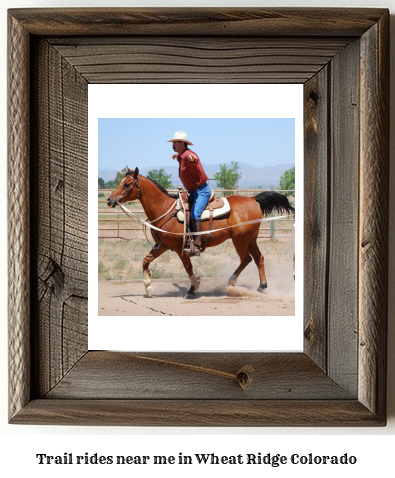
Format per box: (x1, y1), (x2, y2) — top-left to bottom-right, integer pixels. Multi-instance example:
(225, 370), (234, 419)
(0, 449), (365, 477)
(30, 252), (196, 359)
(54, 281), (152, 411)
(115, 174), (144, 204)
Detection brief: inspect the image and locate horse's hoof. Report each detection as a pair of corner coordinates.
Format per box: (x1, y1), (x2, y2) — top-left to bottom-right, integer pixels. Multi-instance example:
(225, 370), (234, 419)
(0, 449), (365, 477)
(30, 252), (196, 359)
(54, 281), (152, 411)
(228, 274), (238, 286)
(184, 286), (196, 299)
(146, 285), (154, 298)
(257, 282), (267, 292)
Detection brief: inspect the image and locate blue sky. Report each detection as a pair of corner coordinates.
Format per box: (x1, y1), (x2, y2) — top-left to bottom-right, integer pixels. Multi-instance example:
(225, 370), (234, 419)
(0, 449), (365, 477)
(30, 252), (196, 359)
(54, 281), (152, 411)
(98, 118), (295, 171)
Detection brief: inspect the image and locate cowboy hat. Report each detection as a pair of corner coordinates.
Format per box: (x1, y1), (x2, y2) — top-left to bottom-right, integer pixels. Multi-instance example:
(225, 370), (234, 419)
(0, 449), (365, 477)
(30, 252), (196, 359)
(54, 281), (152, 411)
(167, 131), (193, 145)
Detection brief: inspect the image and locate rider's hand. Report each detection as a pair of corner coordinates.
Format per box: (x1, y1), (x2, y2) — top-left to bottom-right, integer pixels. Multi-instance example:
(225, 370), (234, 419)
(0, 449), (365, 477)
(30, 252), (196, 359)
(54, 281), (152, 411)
(172, 154), (178, 160)
(189, 154), (197, 162)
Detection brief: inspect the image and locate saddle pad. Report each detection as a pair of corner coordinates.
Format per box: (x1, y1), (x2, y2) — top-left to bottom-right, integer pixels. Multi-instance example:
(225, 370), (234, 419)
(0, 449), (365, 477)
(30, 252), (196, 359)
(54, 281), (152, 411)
(177, 197), (231, 222)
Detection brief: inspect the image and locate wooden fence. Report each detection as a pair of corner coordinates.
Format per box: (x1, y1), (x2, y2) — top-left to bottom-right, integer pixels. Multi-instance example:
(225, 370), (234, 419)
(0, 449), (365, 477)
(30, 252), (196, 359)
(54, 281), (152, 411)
(98, 189), (295, 241)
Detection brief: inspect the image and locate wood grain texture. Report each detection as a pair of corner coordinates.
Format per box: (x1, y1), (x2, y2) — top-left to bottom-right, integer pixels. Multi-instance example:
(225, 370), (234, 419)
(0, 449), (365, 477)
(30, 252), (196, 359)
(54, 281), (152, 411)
(8, 12), (31, 421)
(11, 399), (384, 427)
(327, 39), (360, 396)
(46, 352), (354, 400)
(359, 12), (389, 420)
(303, 68), (330, 370)
(7, 7), (389, 426)
(8, 8), (387, 37)
(31, 39), (88, 397)
(49, 37), (350, 84)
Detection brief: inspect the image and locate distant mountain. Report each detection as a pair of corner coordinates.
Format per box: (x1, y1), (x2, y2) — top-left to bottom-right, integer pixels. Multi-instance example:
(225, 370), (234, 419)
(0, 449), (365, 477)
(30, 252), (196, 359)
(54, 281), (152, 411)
(99, 162), (294, 189)
(98, 169), (119, 182)
(199, 162), (294, 189)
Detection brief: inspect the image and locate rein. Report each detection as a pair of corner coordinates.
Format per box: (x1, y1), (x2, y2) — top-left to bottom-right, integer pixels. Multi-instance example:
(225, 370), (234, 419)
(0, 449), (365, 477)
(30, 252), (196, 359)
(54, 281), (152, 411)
(114, 175), (293, 244)
(119, 203), (292, 237)
(142, 201), (177, 249)
(147, 200), (177, 224)
(116, 173), (176, 248)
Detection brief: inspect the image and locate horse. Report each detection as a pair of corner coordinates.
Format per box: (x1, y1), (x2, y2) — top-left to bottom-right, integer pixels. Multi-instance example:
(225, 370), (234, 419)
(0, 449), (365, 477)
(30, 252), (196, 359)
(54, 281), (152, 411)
(106, 167), (295, 298)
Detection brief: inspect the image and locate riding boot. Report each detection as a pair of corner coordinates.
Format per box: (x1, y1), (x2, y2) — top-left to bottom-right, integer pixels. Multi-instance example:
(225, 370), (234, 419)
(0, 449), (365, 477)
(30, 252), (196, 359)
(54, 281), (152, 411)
(183, 219), (203, 256)
(193, 219), (203, 253)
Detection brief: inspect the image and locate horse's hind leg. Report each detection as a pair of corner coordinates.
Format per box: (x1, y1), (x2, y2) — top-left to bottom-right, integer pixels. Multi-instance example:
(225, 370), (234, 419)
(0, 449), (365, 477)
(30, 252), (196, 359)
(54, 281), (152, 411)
(248, 235), (267, 292)
(228, 237), (253, 286)
(142, 243), (169, 297)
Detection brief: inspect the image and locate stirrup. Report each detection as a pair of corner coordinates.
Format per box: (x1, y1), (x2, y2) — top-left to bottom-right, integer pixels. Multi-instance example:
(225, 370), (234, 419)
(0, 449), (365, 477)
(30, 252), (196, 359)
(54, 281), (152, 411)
(183, 241), (200, 256)
(183, 248), (201, 257)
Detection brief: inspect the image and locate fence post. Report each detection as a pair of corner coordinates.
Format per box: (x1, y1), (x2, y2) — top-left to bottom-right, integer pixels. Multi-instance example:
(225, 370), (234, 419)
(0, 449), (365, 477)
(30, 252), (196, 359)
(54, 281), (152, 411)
(270, 184), (276, 241)
(270, 210), (276, 241)
(117, 208), (120, 238)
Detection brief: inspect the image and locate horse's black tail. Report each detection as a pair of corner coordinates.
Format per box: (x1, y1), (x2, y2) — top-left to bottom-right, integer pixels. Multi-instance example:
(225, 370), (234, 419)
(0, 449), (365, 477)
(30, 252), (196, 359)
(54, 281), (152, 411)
(254, 191), (295, 216)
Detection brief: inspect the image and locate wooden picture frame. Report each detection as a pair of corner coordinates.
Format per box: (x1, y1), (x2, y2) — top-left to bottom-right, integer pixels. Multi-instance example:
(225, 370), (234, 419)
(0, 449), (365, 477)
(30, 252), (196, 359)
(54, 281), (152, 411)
(8, 8), (389, 426)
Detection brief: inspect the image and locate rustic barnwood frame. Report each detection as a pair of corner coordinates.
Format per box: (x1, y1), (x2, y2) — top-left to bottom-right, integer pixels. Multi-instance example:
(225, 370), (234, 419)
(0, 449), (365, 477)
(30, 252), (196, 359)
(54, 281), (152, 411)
(8, 8), (389, 426)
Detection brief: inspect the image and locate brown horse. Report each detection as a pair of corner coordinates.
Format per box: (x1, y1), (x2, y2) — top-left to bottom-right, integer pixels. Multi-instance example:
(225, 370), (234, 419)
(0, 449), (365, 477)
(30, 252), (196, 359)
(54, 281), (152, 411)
(107, 167), (294, 298)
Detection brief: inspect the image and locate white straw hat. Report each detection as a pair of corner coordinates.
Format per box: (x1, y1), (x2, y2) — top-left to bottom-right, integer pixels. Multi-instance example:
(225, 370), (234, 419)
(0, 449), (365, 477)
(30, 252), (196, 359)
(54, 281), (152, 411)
(167, 131), (193, 145)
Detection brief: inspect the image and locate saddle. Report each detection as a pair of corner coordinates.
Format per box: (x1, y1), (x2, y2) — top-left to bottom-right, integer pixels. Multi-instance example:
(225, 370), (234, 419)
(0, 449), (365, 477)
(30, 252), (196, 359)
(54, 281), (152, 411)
(175, 188), (231, 254)
(176, 191), (230, 222)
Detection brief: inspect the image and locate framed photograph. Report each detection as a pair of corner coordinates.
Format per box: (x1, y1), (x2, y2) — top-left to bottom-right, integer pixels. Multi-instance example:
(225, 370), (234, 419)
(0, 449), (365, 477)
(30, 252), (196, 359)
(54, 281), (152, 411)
(89, 84), (302, 352)
(8, 8), (389, 426)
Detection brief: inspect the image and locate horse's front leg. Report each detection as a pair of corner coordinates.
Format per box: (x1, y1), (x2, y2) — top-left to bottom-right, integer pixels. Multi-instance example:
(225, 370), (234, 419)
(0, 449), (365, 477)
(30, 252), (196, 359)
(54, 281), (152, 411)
(177, 251), (200, 299)
(142, 243), (169, 297)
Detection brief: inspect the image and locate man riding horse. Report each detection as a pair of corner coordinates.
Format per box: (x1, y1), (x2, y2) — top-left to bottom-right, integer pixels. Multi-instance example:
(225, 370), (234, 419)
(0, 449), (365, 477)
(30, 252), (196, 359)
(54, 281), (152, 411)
(169, 131), (211, 256)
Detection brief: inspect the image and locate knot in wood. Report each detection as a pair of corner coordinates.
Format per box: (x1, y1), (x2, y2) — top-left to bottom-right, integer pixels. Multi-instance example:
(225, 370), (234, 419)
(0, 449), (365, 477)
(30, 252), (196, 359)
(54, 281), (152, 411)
(304, 322), (314, 341)
(308, 91), (319, 103)
(236, 365), (255, 390)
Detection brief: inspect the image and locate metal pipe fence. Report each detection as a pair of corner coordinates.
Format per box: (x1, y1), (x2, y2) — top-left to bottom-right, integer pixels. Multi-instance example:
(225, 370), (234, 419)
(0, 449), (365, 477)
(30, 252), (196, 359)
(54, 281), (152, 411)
(98, 189), (295, 241)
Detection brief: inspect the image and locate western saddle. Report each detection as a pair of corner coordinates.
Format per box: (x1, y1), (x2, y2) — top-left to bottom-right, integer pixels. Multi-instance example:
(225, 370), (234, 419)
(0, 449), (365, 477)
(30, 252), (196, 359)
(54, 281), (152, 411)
(176, 188), (225, 255)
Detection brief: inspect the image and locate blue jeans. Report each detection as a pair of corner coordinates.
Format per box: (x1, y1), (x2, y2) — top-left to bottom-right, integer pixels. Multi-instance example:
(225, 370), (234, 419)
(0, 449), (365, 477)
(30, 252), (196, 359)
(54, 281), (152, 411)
(189, 183), (211, 221)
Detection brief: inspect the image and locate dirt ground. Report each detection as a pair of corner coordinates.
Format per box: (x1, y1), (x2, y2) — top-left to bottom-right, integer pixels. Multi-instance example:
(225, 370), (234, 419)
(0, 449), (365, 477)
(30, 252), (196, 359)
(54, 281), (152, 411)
(98, 221), (295, 317)
(98, 267), (295, 317)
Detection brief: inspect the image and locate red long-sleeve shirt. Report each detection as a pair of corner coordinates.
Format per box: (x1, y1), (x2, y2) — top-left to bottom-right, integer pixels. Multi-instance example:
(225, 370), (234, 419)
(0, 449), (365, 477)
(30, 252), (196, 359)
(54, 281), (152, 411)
(176, 148), (208, 192)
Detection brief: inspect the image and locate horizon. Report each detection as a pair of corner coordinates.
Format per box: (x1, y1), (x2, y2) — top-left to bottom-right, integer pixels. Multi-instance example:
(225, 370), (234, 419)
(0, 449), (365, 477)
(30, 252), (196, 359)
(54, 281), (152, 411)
(98, 159), (294, 173)
(98, 160), (295, 189)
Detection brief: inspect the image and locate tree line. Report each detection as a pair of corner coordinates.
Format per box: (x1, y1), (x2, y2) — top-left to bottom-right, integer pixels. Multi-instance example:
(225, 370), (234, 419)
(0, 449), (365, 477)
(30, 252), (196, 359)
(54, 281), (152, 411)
(99, 163), (295, 195)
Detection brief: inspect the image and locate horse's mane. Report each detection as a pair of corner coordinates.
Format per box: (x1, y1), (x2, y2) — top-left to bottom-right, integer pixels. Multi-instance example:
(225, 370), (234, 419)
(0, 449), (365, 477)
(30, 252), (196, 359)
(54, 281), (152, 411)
(124, 171), (178, 199)
(145, 176), (178, 199)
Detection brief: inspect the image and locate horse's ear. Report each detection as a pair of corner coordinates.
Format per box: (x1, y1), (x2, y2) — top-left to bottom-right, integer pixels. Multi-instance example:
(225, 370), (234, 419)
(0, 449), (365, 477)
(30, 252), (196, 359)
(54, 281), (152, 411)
(134, 167), (139, 179)
(126, 165), (132, 174)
